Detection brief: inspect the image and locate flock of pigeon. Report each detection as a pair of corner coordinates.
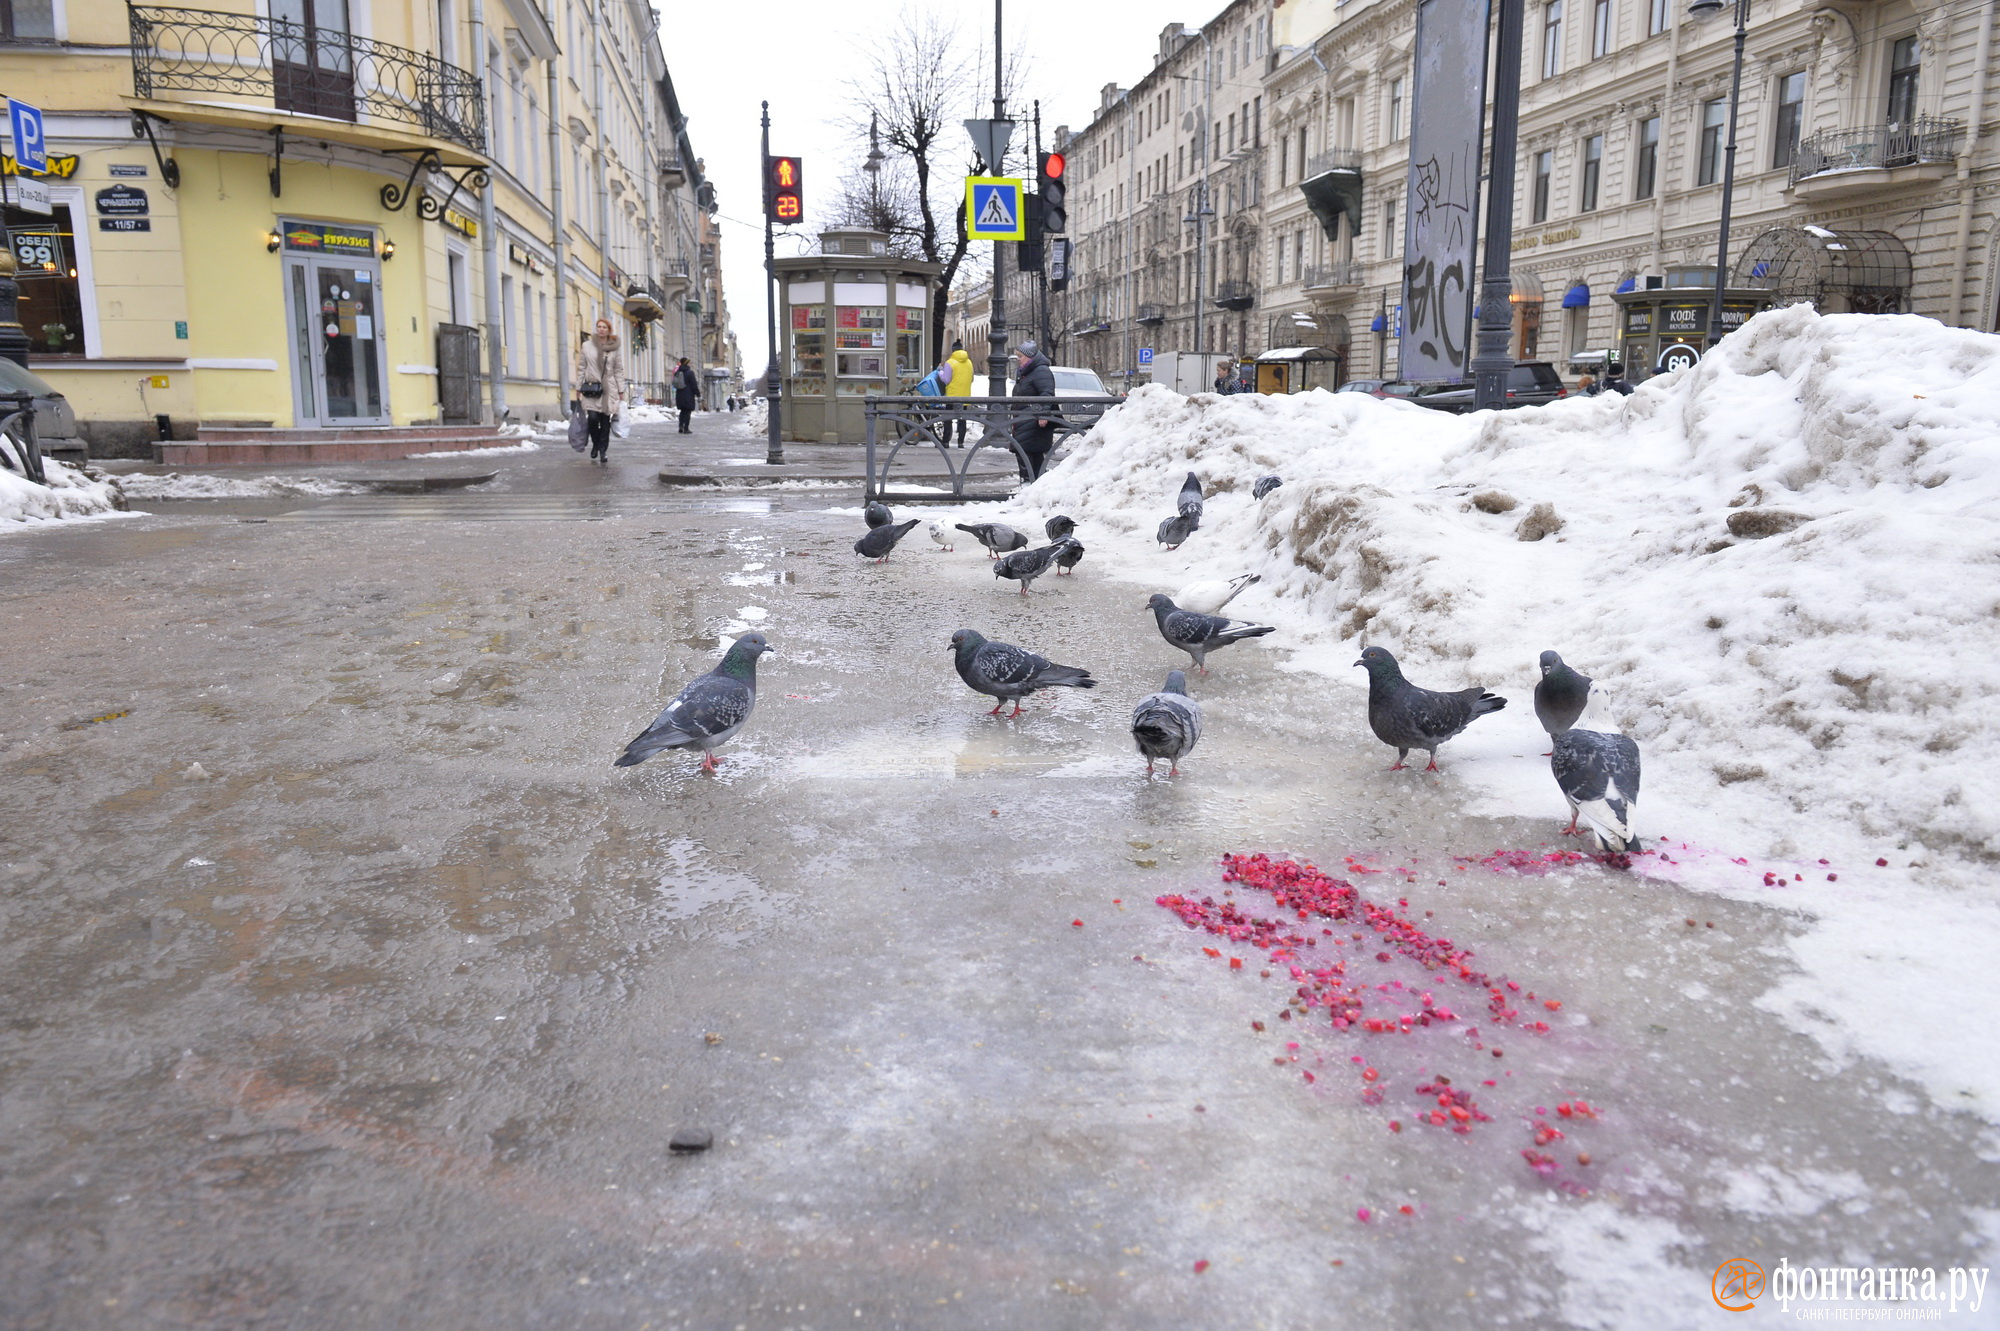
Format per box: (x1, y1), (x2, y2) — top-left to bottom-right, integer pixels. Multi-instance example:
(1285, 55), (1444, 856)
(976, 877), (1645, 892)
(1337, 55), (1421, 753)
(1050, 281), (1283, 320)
(616, 471), (1642, 853)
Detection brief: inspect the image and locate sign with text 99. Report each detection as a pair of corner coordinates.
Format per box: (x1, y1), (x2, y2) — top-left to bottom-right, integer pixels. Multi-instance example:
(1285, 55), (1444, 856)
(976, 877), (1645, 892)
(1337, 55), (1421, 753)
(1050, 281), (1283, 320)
(766, 155), (803, 226)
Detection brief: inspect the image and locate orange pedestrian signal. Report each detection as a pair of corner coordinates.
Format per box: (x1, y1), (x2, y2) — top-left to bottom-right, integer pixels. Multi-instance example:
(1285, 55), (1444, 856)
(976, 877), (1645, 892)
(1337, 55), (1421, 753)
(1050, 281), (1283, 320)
(766, 154), (804, 226)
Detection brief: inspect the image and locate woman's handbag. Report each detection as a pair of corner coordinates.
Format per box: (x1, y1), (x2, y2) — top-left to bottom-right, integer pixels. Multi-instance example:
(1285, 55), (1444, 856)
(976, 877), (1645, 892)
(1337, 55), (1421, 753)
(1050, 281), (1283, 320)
(567, 400), (589, 451)
(578, 379), (604, 399)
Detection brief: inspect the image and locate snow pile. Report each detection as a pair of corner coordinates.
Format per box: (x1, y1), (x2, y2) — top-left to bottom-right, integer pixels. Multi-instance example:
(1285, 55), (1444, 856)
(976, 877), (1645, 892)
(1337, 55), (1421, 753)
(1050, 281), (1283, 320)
(405, 439), (540, 459)
(116, 473), (364, 499)
(0, 457), (129, 526)
(1025, 304), (2000, 869)
(726, 398), (770, 439)
(625, 401), (674, 424)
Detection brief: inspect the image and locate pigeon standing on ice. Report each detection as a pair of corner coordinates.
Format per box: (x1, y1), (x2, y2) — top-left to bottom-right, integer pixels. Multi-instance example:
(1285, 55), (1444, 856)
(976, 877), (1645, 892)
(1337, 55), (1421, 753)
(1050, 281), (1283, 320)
(955, 521), (1029, 555)
(864, 501), (894, 529)
(1551, 728), (1642, 852)
(854, 518), (921, 562)
(1175, 573), (1260, 616)
(991, 538), (1076, 595)
(614, 632), (772, 773)
(928, 520), (954, 552)
(1177, 472), (1205, 518)
(1533, 651), (1593, 736)
(949, 628), (1097, 716)
(1354, 646), (1507, 772)
(1157, 512), (1200, 550)
(1055, 538), (1085, 575)
(1253, 475), (1284, 500)
(1130, 670), (1202, 776)
(1044, 515), (1076, 541)
(1146, 593), (1276, 674)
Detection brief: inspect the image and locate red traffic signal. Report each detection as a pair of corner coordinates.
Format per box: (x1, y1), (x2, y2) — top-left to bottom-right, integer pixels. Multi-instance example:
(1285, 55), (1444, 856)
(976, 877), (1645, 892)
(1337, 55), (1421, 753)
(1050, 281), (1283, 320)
(1040, 151), (1065, 181)
(1037, 152), (1066, 234)
(766, 155), (804, 225)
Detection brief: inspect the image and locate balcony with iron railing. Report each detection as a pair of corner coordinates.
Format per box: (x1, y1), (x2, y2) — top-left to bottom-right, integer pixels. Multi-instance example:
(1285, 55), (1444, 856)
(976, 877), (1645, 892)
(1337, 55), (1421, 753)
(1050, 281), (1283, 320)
(1789, 116), (1962, 199)
(1301, 261), (1365, 296)
(129, 5), (485, 153)
(1213, 280), (1256, 312)
(659, 150), (686, 186)
(1135, 302), (1167, 326)
(1304, 148), (1363, 177)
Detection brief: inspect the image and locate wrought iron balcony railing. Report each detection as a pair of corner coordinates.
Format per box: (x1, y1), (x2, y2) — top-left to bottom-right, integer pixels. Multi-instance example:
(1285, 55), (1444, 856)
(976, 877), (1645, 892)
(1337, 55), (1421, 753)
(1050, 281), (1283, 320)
(1301, 261), (1365, 290)
(1213, 279), (1256, 311)
(1789, 115), (1962, 185)
(1305, 148), (1363, 176)
(129, 5), (485, 153)
(1135, 302), (1166, 325)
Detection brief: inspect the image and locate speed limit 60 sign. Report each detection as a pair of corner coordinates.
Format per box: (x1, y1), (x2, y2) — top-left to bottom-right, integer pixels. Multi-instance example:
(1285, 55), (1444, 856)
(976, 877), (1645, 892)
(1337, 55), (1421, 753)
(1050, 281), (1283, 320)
(11, 226), (60, 277)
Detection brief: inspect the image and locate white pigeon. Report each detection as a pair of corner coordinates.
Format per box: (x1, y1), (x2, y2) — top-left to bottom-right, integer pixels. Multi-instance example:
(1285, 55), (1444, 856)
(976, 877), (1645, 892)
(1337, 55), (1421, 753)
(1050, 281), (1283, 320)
(928, 520), (954, 552)
(1174, 573), (1260, 616)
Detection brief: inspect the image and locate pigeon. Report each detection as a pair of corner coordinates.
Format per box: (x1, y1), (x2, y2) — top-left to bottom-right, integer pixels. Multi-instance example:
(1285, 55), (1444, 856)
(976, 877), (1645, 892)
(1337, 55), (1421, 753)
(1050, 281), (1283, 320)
(1131, 669), (1202, 776)
(949, 628), (1097, 717)
(1055, 539), (1085, 575)
(1146, 593), (1275, 674)
(928, 520), (954, 552)
(955, 521), (1029, 555)
(1551, 727), (1642, 852)
(854, 518), (921, 562)
(1534, 650), (1593, 737)
(864, 501), (894, 529)
(992, 538), (1076, 595)
(1354, 645), (1506, 771)
(1253, 475), (1284, 500)
(1157, 512), (1199, 549)
(614, 632), (772, 773)
(1175, 573), (1260, 615)
(1044, 514), (1077, 541)
(1177, 471), (1204, 518)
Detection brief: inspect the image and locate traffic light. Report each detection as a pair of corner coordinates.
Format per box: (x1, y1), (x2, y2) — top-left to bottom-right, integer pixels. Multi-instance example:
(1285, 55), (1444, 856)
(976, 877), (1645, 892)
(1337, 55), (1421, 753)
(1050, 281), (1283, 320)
(1018, 193), (1044, 271)
(1037, 151), (1066, 233)
(766, 155), (804, 225)
(1049, 238), (1073, 291)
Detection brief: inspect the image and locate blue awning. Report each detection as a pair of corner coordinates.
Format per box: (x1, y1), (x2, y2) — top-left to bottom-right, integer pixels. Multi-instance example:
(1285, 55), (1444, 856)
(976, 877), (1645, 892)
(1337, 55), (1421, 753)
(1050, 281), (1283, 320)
(1369, 313), (1387, 333)
(1561, 282), (1590, 308)
(1614, 276), (1637, 293)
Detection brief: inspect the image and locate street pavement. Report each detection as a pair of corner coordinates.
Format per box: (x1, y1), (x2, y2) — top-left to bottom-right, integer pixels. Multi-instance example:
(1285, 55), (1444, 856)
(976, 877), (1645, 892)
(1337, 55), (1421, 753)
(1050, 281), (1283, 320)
(2, 412), (1995, 1329)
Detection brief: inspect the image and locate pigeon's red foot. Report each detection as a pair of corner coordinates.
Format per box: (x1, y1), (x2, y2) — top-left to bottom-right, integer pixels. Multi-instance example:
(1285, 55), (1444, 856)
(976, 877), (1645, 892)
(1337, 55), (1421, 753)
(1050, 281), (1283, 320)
(987, 702), (1005, 715)
(1008, 703), (1025, 718)
(1424, 759), (1441, 773)
(1387, 761), (1408, 771)
(1168, 763), (1180, 776)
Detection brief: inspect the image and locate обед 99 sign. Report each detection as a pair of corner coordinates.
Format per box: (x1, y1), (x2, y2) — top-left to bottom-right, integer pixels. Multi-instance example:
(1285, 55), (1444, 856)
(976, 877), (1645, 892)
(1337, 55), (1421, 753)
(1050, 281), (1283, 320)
(767, 155), (804, 225)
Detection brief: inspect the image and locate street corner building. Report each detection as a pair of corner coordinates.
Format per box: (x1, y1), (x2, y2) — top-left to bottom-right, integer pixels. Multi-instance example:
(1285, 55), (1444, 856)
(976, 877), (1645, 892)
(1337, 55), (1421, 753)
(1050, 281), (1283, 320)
(0, 0), (740, 463)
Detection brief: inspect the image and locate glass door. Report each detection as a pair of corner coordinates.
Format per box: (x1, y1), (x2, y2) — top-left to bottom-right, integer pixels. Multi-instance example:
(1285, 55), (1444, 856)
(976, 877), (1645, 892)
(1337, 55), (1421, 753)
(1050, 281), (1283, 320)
(287, 256), (387, 426)
(270, 0), (357, 122)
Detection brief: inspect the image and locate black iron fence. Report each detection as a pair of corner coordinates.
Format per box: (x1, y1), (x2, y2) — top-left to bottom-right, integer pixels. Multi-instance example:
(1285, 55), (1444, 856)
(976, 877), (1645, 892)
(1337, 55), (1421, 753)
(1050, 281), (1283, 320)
(862, 395), (1123, 502)
(129, 5), (485, 153)
(0, 393), (45, 486)
(1790, 116), (1962, 184)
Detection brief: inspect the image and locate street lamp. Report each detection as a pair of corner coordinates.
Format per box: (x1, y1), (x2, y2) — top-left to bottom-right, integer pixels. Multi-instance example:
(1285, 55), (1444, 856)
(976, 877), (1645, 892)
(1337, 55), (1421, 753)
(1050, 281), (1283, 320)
(1183, 183), (1215, 355)
(1690, 0), (1751, 351)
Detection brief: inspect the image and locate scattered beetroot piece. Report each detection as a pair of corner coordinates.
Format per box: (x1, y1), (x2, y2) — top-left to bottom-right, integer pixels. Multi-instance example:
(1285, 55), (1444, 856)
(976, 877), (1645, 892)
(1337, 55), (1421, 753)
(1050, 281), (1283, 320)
(1072, 919), (1084, 928)
(1876, 858), (1889, 866)
(1356, 1207), (1372, 1223)
(1193, 1259), (1209, 1274)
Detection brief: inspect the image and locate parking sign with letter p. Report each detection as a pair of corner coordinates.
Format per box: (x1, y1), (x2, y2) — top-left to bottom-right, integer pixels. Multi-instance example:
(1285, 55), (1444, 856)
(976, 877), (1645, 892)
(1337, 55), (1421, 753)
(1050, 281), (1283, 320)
(8, 97), (46, 175)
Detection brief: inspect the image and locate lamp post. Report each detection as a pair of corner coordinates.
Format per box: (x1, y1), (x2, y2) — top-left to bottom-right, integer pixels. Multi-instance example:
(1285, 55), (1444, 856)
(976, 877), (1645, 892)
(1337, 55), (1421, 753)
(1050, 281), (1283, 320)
(1183, 182), (1215, 357)
(1690, 0), (1750, 349)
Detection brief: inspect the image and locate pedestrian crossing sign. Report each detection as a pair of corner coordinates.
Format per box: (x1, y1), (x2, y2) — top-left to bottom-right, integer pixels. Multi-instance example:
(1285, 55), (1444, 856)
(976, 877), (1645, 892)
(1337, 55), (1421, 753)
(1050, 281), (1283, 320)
(966, 176), (1025, 241)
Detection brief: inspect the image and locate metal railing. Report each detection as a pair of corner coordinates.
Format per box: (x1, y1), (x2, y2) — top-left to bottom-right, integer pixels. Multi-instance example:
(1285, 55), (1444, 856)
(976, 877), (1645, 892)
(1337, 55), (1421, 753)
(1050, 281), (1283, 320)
(659, 151), (686, 179)
(1135, 302), (1166, 325)
(1302, 261), (1365, 289)
(0, 393), (44, 486)
(863, 395), (1124, 502)
(1214, 279), (1256, 310)
(129, 5), (485, 152)
(1305, 148), (1363, 176)
(1790, 116), (1962, 184)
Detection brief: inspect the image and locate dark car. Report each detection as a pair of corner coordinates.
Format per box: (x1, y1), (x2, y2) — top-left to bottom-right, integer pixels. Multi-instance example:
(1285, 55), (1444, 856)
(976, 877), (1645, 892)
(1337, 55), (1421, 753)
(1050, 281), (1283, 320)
(1408, 362), (1569, 413)
(1334, 379), (1425, 401)
(0, 357), (83, 474)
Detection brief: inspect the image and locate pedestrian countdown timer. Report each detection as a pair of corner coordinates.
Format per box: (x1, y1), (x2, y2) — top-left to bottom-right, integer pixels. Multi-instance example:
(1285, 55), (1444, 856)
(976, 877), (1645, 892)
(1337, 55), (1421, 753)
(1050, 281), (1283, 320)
(766, 155), (803, 225)
(965, 176), (1025, 242)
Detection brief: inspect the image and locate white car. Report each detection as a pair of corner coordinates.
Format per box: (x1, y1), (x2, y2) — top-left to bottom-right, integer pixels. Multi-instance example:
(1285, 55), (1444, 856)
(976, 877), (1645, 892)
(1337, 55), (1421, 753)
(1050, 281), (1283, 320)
(1048, 366), (1111, 398)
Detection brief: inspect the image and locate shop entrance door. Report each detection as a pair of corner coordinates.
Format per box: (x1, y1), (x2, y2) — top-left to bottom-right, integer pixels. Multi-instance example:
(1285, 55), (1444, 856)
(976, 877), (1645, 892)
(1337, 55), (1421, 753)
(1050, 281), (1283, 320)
(286, 256), (387, 426)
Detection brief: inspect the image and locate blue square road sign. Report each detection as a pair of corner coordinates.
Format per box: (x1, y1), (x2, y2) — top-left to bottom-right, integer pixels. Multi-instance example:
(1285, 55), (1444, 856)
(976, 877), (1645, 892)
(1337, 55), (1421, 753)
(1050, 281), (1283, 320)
(9, 98), (46, 175)
(1138, 347), (1154, 365)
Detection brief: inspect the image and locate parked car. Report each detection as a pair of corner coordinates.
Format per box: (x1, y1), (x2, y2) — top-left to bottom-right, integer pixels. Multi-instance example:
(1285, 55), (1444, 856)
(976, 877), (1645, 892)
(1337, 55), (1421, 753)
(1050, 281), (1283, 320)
(1048, 366), (1111, 398)
(1408, 362), (1569, 413)
(1335, 379), (1425, 401)
(0, 356), (84, 472)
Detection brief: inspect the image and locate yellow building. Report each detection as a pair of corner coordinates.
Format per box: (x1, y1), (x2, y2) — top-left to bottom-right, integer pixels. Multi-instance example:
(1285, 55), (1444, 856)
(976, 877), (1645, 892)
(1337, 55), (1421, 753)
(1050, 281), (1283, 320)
(0, 0), (724, 461)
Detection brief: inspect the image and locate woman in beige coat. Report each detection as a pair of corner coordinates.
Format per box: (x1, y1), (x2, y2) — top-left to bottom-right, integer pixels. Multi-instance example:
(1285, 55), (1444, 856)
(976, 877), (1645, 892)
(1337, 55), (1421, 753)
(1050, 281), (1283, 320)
(573, 318), (627, 464)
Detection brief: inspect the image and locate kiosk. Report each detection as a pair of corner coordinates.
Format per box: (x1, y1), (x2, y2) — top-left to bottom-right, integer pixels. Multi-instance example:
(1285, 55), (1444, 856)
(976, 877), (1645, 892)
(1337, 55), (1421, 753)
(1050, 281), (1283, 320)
(774, 229), (943, 443)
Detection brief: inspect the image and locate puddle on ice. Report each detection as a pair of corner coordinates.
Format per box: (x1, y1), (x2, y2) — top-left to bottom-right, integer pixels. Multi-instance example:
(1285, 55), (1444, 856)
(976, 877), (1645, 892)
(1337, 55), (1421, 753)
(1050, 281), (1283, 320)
(625, 837), (777, 939)
(788, 728), (1116, 780)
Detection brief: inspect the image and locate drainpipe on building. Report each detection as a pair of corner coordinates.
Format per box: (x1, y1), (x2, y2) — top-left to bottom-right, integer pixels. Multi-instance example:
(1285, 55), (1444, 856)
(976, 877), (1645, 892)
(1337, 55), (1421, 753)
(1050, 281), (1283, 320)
(548, 60), (570, 404)
(1948, 0), (1997, 326)
(469, 0), (507, 423)
(592, 32), (614, 328)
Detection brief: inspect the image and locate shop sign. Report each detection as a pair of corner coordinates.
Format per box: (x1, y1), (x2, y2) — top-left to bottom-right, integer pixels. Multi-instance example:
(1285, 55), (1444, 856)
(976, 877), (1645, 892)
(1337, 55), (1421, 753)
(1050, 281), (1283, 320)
(1720, 304), (1757, 330)
(441, 207), (477, 237)
(10, 225), (61, 276)
(281, 220), (377, 255)
(2, 152), (78, 178)
(12, 175), (49, 214)
(1663, 304), (1705, 334)
(98, 217), (150, 232)
(1623, 307), (1654, 336)
(94, 184), (149, 216)
(108, 163), (148, 178)
(507, 242), (545, 275)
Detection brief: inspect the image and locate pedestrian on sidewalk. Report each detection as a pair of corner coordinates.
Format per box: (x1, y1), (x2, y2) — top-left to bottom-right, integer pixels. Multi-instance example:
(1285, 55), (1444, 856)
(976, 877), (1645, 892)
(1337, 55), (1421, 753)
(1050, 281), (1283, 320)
(1602, 362), (1635, 396)
(944, 340), (974, 447)
(673, 357), (701, 433)
(573, 318), (626, 465)
(1010, 339), (1056, 484)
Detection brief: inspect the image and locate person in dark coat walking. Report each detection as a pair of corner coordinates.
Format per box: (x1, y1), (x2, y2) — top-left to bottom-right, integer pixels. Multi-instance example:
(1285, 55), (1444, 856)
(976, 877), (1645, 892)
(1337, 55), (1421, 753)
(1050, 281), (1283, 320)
(1010, 340), (1057, 484)
(1602, 362), (1635, 396)
(673, 357), (701, 433)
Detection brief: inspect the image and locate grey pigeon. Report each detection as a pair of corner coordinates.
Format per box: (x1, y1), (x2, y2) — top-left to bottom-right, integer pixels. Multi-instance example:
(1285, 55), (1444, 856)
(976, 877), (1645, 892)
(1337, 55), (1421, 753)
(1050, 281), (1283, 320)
(1177, 471), (1204, 518)
(1175, 573), (1258, 615)
(1044, 514), (1076, 541)
(1146, 593), (1275, 674)
(949, 628), (1096, 717)
(864, 501), (894, 529)
(1253, 475), (1284, 500)
(1131, 669), (1202, 775)
(855, 518), (921, 562)
(1055, 539), (1084, 575)
(1534, 650), (1593, 737)
(615, 632), (772, 773)
(1552, 728), (1642, 852)
(992, 538), (1076, 595)
(1157, 512), (1199, 549)
(955, 521), (1029, 555)
(1354, 645), (1506, 771)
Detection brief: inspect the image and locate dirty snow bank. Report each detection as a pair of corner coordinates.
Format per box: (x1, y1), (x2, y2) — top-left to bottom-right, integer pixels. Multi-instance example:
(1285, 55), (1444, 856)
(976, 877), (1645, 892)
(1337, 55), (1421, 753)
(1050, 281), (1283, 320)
(0, 457), (129, 525)
(115, 473), (365, 499)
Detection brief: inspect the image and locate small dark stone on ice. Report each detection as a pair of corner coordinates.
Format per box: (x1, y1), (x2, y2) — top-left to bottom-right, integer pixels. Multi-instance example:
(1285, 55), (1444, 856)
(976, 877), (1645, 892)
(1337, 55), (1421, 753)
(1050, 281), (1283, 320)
(670, 1128), (714, 1154)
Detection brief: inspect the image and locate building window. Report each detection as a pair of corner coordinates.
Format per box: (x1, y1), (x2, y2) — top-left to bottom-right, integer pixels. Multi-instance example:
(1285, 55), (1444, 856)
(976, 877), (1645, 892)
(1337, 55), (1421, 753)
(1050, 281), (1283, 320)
(1887, 35), (1920, 126)
(1592, 0), (1612, 57)
(1580, 134), (1603, 210)
(1276, 234), (1287, 284)
(1388, 77), (1405, 140)
(1531, 150), (1553, 220)
(1294, 228), (1306, 281)
(1542, 1), (1564, 79)
(1227, 112), (1237, 153)
(1648, 0), (1667, 36)
(5, 201), (83, 354)
(0, 0), (57, 38)
(1773, 71), (1805, 168)
(1635, 115), (1659, 198)
(1698, 97), (1726, 185)
(1383, 201), (1397, 259)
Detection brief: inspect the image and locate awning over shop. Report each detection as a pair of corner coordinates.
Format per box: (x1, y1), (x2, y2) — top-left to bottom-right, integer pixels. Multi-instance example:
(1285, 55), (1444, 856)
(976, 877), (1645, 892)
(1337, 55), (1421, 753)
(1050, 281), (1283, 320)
(1299, 166), (1363, 244)
(1732, 226), (1913, 313)
(1615, 276), (1637, 293)
(1257, 345), (1344, 362)
(1562, 282), (1591, 308)
(1369, 313), (1387, 332)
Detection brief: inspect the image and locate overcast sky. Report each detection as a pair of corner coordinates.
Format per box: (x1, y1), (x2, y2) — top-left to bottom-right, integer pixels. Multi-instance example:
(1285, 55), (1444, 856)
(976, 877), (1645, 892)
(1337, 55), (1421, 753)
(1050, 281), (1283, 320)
(667, 1), (1185, 372)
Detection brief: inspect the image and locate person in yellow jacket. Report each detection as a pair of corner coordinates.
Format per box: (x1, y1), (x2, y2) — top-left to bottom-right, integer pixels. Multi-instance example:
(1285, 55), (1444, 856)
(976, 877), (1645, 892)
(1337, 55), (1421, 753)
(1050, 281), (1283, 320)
(943, 341), (975, 446)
